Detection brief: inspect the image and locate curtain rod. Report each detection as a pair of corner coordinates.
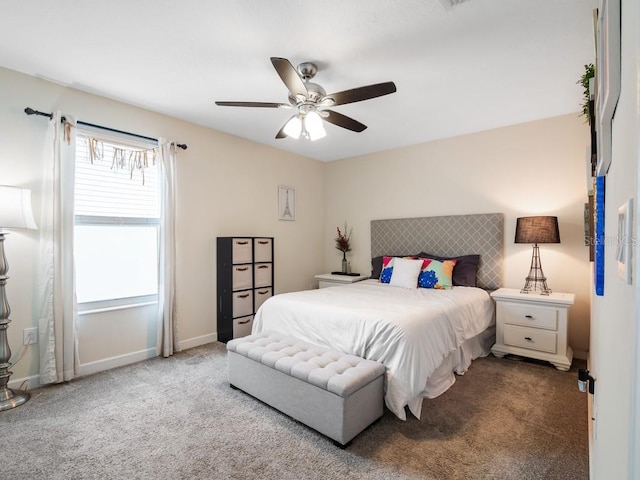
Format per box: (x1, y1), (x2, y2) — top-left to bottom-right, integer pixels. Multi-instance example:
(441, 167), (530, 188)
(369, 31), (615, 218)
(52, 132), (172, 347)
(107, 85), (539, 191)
(24, 107), (187, 150)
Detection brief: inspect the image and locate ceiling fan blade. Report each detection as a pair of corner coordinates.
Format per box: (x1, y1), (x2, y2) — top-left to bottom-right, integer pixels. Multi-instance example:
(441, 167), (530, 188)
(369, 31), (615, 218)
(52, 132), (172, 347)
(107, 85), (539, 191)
(270, 57), (308, 98)
(322, 110), (367, 132)
(215, 101), (290, 108)
(325, 81), (397, 106)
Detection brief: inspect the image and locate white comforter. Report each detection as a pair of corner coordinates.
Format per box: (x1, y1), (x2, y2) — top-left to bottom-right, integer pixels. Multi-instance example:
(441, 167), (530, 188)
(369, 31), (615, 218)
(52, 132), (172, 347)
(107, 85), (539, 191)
(252, 280), (494, 420)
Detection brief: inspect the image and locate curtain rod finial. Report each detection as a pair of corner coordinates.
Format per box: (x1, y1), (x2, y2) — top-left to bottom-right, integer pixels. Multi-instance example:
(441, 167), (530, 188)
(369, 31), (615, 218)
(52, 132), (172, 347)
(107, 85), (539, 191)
(24, 107), (53, 119)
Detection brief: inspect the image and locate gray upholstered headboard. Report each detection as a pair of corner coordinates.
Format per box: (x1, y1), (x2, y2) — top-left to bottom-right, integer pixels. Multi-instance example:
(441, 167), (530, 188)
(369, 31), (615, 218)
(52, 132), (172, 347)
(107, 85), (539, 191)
(370, 213), (504, 290)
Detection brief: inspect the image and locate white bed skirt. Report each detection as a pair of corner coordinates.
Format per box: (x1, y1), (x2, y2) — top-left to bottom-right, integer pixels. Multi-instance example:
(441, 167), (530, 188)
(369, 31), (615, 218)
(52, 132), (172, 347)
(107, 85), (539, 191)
(409, 325), (496, 418)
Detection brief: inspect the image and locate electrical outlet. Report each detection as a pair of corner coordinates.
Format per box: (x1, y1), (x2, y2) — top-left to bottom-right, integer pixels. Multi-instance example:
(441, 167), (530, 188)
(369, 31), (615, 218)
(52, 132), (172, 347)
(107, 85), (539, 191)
(23, 327), (38, 345)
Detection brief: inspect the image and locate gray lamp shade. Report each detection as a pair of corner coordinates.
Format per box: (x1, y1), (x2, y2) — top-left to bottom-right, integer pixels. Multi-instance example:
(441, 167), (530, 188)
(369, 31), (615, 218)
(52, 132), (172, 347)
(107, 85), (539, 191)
(515, 216), (560, 244)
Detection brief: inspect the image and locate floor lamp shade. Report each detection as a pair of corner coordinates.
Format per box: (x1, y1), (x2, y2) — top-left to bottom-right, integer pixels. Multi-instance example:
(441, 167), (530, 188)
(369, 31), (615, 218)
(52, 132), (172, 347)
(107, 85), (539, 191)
(515, 216), (560, 295)
(0, 185), (37, 411)
(0, 186), (37, 231)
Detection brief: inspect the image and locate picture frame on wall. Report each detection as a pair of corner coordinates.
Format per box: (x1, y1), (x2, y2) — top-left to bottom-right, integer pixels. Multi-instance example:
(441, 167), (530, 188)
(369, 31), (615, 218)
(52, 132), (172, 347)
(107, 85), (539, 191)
(594, 176), (605, 296)
(616, 199), (633, 284)
(278, 185), (295, 221)
(595, 0), (621, 175)
(584, 195), (594, 262)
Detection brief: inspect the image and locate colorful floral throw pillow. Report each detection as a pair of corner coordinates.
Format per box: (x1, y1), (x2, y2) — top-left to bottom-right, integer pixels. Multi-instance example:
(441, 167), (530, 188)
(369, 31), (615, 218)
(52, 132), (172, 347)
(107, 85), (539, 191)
(418, 258), (457, 289)
(379, 256), (397, 283)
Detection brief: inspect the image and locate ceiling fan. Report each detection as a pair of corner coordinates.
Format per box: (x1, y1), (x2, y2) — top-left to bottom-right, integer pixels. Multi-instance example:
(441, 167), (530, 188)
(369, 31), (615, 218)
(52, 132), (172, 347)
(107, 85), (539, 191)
(215, 57), (397, 141)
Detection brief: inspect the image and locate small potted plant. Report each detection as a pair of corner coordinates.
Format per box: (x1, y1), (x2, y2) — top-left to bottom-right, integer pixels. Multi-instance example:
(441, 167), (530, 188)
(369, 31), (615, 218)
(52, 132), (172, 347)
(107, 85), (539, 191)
(335, 222), (352, 273)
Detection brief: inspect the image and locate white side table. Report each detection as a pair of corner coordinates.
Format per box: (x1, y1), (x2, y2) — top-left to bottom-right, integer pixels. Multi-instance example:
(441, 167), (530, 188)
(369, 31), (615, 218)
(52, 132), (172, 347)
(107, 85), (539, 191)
(314, 273), (369, 289)
(490, 288), (575, 371)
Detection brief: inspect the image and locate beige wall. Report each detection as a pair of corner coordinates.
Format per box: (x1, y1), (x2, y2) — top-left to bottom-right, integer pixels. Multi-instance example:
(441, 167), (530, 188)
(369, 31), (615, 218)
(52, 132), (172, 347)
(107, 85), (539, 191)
(589, 0), (640, 477)
(324, 114), (592, 356)
(0, 67), (325, 385)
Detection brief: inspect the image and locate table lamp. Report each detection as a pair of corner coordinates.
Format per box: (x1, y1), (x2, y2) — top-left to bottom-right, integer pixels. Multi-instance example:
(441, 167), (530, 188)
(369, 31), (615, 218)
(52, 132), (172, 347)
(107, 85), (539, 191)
(515, 216), (560, 295)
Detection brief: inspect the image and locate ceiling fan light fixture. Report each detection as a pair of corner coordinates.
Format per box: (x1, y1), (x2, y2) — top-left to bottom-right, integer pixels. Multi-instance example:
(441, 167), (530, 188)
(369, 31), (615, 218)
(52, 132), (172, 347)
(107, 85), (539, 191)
(305, 111), (326, 141)
(283, 115), (302, 139)
(216, 57), (397, 140)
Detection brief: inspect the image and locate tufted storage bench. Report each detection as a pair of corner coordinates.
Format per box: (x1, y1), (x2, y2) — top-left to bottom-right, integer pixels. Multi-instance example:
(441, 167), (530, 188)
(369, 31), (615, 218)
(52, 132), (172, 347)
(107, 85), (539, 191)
(227, 330), (385, 447)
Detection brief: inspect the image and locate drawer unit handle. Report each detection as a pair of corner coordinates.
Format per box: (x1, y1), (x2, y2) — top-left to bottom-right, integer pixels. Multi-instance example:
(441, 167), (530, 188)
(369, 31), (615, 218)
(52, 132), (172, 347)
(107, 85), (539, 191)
(235, 267), (249, 271)
(257, 265), (269, 269)
(237, 319), (251, 325)
(258, 240), (269, 244)
(237, 294), (250, 299)
(257, 290), (269, 295)
(235, 241), (249, 245)
(524, 336), (533, 341)
(525, 315), (534, 319)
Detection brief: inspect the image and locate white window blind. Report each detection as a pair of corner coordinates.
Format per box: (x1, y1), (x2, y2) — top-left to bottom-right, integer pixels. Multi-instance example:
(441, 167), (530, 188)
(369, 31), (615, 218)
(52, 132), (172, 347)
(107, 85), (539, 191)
(74, 134), (160, 218)
(74, 130), (160, 309)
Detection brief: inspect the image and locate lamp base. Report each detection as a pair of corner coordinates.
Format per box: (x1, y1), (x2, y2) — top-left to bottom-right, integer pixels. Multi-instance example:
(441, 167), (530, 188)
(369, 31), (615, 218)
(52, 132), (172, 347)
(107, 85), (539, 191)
(0, 386), (30, 411)
(520, 278), (552, 296)
(520, 244), (552, 295)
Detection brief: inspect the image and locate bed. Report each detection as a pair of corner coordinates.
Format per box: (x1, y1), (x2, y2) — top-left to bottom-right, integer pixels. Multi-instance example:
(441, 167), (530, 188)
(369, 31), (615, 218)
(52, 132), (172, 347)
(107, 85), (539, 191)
(253, 213), (504, 420)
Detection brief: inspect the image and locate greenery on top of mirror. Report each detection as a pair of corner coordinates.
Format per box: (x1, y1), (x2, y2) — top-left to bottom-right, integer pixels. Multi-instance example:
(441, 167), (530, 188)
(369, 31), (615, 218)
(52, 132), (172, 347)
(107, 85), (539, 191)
(578, 63), (595, 122)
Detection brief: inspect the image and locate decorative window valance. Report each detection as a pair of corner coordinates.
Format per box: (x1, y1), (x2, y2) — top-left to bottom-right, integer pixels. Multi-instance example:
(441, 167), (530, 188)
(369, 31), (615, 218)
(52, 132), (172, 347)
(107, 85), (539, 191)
(85, 137), (159, 185)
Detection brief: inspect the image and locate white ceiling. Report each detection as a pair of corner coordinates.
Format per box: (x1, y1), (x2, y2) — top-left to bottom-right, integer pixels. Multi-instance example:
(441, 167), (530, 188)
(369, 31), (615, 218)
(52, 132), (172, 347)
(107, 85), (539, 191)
(0, 0), (597, 162)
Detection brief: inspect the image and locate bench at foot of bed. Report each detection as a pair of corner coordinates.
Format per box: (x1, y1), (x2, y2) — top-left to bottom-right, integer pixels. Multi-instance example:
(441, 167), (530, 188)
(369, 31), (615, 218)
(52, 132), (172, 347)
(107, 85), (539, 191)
(226, 330), (385, 447)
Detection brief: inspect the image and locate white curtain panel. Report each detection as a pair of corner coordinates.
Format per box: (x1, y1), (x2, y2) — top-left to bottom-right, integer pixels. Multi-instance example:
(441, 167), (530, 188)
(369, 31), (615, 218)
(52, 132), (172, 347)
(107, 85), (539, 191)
(157, 139), (179, 357)
(37, 111), (79, 384)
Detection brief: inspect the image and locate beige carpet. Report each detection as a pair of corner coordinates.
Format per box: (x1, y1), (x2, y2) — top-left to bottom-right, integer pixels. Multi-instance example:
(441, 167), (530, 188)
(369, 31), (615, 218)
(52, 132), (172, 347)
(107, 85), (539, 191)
(3, 342), (588, 479)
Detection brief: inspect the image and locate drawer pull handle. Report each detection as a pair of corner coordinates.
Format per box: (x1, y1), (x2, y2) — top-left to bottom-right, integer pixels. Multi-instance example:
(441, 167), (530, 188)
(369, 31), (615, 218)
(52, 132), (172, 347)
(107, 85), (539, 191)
(236, 267), (249, 271)
(257, 265), (269, 269)
(524, 336), (533, 341)
(237, 294), (250, 299)
(236, 241), (249, 245)
(238, 319), (251, 325)
(257, 290), (269, 295)
(258, 240), (269, 245)
(525, 315), (534, 319)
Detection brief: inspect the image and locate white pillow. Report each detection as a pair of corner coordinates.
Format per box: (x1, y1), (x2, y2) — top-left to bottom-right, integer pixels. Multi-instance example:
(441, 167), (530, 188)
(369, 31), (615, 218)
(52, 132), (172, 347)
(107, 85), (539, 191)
(389, 257), (423, 289)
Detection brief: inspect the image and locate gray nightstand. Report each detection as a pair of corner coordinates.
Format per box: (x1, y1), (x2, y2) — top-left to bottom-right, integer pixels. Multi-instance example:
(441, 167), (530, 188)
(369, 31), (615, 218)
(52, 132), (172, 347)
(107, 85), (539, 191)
(314, 273), (369, 289)
(490, 288), (575, 371)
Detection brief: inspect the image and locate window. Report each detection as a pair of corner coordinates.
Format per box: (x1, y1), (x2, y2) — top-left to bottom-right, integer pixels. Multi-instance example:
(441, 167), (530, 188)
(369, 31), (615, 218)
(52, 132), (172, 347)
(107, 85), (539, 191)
(74, 129), (160, 312)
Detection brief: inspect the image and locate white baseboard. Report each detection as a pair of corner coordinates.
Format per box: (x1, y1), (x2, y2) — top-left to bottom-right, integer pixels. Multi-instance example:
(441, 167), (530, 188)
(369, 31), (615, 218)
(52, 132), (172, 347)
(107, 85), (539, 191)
(79, 347), (158, 377)
(574, 349), (588, 361)
(179, 332), (217, 350)
(8, 373), (42, 391)
(8, 332), (219, 391)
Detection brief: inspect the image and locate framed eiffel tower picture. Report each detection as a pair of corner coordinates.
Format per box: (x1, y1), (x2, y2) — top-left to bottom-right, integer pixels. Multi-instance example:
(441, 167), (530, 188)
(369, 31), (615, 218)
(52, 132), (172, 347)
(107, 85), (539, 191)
(278, 185), (295, 221)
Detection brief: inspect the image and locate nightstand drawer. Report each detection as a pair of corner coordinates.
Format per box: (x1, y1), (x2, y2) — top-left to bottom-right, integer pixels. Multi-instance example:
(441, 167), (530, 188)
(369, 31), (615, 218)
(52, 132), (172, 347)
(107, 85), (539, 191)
(503, 324), (557, 354)
(501, 303), (558, 331)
